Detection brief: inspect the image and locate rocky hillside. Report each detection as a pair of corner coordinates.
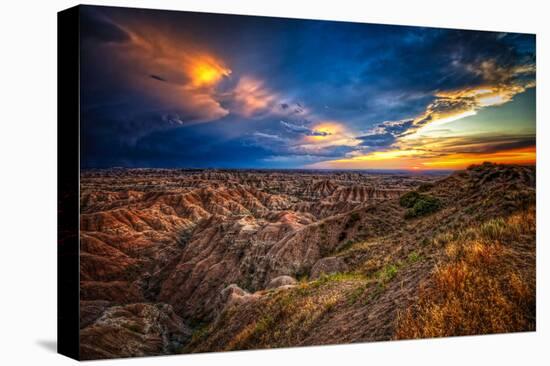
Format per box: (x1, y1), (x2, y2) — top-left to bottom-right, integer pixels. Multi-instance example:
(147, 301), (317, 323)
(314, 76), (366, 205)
(78, 164), (535, 359)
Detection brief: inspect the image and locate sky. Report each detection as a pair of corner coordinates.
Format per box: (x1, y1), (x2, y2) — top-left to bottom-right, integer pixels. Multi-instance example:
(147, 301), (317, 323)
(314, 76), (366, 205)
(80, 5), (536, 170)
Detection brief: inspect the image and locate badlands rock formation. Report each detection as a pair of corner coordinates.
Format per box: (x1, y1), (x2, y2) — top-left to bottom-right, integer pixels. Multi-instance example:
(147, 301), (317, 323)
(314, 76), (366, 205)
(79, 165), (535, 359)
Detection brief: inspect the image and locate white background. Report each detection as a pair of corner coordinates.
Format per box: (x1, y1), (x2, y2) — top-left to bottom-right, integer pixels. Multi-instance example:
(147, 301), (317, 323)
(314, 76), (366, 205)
(0, 0), (548, 364)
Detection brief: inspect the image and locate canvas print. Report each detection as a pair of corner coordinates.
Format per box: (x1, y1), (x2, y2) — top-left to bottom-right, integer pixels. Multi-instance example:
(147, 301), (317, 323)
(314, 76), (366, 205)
(72, 5), (535, 360)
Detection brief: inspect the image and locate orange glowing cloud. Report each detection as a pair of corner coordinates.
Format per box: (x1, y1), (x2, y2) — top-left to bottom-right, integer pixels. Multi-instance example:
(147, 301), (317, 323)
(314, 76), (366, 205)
(110, 23), (286, 121)
(99, 23), (233, 124)
(392, 82), (536, 157)
(402, 59), (536, 136)
(299, 121), (360, 151)
(228, 76), (279, 118)
(95, 17), (316, 124)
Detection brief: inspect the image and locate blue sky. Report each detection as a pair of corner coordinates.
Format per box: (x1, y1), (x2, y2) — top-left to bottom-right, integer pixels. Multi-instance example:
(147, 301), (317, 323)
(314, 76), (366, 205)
(80, 6), (536, 169)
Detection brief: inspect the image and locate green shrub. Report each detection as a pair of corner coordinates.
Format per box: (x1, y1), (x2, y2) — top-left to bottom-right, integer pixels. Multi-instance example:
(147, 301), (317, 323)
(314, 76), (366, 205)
(407, 251), (422, 263)
(400, 191), (421, 208)
(254, 314), (274, 334)
(347, 285), (367, 305)
(405, 195), (441, 219)
(377, 264), (399, 282)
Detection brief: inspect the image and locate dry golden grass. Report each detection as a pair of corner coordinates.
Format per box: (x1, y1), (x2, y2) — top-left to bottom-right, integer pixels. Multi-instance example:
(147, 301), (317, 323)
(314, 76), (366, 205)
(395, 208), (535, 339)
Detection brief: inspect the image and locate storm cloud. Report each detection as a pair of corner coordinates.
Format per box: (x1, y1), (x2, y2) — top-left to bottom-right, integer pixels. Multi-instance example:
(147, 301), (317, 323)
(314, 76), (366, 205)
(79, 5), (535, 169)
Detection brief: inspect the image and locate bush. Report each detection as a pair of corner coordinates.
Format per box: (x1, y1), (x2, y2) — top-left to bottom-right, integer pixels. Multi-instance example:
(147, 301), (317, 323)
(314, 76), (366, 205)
(407, 251), (421, 263)
(399, 191), (421, 208)
(377, 263), (399, 283)
(404, 195), (441, 219)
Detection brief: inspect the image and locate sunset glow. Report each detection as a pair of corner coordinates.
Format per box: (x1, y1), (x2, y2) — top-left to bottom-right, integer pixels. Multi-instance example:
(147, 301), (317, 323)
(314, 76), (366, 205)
(311, 146), (535, 170)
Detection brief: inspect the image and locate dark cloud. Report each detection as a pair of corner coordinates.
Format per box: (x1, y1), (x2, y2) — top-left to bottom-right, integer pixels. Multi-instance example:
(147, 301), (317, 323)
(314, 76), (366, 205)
(358, 133), (396, 148)
(430, 134), (535, 155)
(359, 29), (535, 93)
(246, 128), (355, 159)
(80, 8), (130, 43)
(79, 5), (535, 168)
(280, 120), (331, 136)
(357, 119), (414, 150)
(379, 119), (414, 135)
(150, 74), (167, 82)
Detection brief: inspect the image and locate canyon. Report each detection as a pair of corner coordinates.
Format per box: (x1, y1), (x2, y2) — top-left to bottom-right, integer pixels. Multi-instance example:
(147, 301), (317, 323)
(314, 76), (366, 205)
(78, 164), (536, 359)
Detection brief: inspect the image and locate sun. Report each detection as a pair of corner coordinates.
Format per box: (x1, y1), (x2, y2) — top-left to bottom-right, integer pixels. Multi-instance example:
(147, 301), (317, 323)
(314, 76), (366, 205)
(195, 64), (221, 84)
(306, 122), (343, 142)
(188, 56), (231, 87)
